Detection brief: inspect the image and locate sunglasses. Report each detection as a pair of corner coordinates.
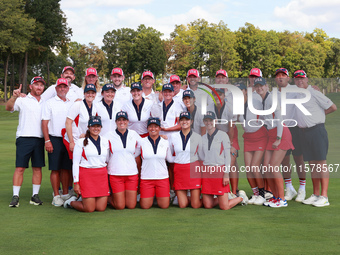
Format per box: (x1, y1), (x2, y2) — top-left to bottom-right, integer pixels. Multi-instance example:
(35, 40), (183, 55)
(293, 72), (306, 78)
(31, 77), (45, 84)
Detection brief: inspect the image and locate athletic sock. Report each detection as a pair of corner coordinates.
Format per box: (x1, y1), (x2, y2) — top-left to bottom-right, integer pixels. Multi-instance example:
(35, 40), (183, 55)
(251, 187), (259, 196)
(299, 179), (306, 191)
(284, 178), (293, 189)
(259, 188), (265, 198)
(32, 184), (41, 196)
(13, 186), (21, 197)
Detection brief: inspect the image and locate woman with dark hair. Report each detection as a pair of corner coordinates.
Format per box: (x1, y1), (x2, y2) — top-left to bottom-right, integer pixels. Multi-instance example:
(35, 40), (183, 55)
(64, 116), (111, 212)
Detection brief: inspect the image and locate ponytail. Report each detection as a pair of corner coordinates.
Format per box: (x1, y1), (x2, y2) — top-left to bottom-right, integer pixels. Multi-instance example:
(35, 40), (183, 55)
(83, 129), (91, 146)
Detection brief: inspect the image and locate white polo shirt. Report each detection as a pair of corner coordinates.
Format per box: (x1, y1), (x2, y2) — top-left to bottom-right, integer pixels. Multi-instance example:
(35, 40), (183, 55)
(239, 97), (264, 133)
(143, 89), (158, 103)
(42, 96), (72, 137)
(170, 131), (203, 164)
(207, 101), (235, 133)
(173, 89), (186, 111)
(139, 136), (174, 180)
(122, 98), (153, 135)
(295, 85), (334, 128)
(260, 92), (283, 137)
(159, 100), (183, 136)
(202, 129), (231, 169)
(114, 86), (131, 106)
(66, 100), (98, 142)
(72, 136), (110, 183)
(95, 100), (122, 136)
(106, 129), (141, 176)
(188, 85), (213, 108)
(190, 105), (205, 135)
(13, 93), (44, 138)
(41, 83), (83, 102)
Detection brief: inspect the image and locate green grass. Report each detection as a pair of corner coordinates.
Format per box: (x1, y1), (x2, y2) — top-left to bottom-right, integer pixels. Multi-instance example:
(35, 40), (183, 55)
(1, 94), (340, 255)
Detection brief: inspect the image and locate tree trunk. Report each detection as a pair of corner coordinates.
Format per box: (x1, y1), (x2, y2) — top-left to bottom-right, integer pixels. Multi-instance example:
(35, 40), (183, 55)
(46, 56), (50, 86)
(19, 56), (22, 84)
(4, 54), (10, 102)
(11, 55), (15, 95)
(23, 52), (28, 94)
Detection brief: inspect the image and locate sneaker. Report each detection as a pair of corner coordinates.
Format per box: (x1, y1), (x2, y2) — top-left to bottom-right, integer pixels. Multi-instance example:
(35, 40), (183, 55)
(248, 195), (258, 205)
(269, 197), (288, 208)
(187, 190), (191, 197)
(238, 190), (248, 205)
(170, 190), (176, 200)
(264, 191), (273, 200)
(263, 197), (276, 206)
(253, 195), (266, 205)
(77, 196), (82, 202)
(228, 192), (237, 200)
(137, 194), (141, 202)
(284, 187), (297, 201)
(172, 196), (179, 205)
(52, 195), (64, 207)
(295, 189), (306, 202)
(30, 194), (43, 205)
(68, 189), (77, 197)
(312, 196), (330, 207)
(64, 196), (77, 208)
(302, 194), (319, 205)
(61, 193), (72, 201)
(9, 195), (20, 208)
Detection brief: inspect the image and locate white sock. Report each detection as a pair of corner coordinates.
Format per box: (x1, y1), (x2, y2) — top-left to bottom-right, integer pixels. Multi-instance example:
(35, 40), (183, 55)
(299, 179), (306, 191)
(284, 178), (293, 189)
(32, 184), (41, 196)
(13, 186), (21, 196)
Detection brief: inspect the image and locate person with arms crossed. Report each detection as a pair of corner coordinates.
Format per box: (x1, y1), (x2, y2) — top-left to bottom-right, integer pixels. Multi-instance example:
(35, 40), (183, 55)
(7, 77), (46, 207)
(293, 70), (337, 207)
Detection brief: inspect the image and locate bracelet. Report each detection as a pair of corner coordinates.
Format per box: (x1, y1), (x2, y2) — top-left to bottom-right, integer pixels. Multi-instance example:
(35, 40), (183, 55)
(45, 140), (51, 143)
(74, 182), (79, 185)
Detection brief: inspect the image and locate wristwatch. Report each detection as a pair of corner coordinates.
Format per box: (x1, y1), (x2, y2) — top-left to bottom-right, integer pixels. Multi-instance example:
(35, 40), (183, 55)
(276, 136), (281, 140)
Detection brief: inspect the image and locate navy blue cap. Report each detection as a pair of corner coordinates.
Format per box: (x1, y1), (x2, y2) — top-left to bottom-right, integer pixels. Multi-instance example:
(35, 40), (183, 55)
(147, 117), (161, 127)
(84, 84), (96, 93)
(215, 88), (225, 94)
(102, 83), (116, 92)
(183, 90), (195, 98)
(254, 77), (266, 86)
(115, 111), (129, 121)
(203, 111), (216, 120)
(88, 116), (102, 126)
(235, 83), (247, 90)
(130, 82), (143, 91)
(162, 83), (174, 92)
(179, 111), (191, 120)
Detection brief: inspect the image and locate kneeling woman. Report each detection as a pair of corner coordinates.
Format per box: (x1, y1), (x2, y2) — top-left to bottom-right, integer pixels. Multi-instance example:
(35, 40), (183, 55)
(106, 111), (141, 209)
(170, 112), (202, 208)
(64, 116), (111, 212)
(201, 111), (246, 210)
(139, 117), (174, 209)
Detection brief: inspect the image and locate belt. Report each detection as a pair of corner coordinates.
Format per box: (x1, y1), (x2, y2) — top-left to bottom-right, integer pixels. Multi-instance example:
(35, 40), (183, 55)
(300, 123), (324, 132)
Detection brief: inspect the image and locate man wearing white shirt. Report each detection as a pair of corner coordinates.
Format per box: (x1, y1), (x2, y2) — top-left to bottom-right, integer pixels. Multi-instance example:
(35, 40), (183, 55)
(110, 67), (131, 106)
(169, 75), (185, 110)
(293, 70), (337, 207)
(41, 66), (83, 102)
(141, 70), (158, 103)
(7, 77), (46, 207)
(42, 78), (73, 207)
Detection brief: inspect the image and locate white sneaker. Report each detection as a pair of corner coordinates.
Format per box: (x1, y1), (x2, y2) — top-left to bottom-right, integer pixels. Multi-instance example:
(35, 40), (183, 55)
(68, 189), (77, 197)
(187, 190), (191, 197)
(248, 195), (258, 205)
(228, 192), (237, 200)
(61, 193), (72, 201)
(172, 196), (179, 205)
(253, 195), (266, 205)
(312, 196), (330, 207)
(238, 190), (248, 205)
(269, 198), (288, 208)
(64, 196), (77, 208)
(302, 194), (319, 205)
(264, 191), (273, 200)
(295, 189), (306, 202)
(77, 196), (82, 202)
(137, 194), (141, 202)
(52, 195), (64, 207)
(284, 187), (297, 201)
(263, 197), (276, 206)
(170, 190), (176, 200)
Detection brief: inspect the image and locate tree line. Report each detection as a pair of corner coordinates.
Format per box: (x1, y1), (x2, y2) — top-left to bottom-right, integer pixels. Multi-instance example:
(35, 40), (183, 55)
(1, 1), (340, 101)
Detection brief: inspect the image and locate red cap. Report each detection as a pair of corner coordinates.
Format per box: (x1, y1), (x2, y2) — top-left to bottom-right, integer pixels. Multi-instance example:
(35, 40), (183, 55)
(187, 69), (200, 77)
(142, 71), (154, 79)
(169, 75), (181, 83)
(111, 68), (124, 76)
(249, 68), (262, 77)
(215, 69), (228, 77)
(62, 66), (75, 74)
(56, 78), (68, 86)
(86, 68), (97, 76)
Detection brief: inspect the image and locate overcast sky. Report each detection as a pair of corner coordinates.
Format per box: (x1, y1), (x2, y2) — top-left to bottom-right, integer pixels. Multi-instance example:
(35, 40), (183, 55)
(60, 0), (340, 47)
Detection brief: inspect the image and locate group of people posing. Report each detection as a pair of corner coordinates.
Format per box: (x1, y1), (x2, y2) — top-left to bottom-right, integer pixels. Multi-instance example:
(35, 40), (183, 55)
(7, 65), (336, 212)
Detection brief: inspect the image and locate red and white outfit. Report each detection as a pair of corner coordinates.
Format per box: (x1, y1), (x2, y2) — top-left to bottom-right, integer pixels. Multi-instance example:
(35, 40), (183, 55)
(159, 100), (183, 137)
(106, 129), (142, 193)
(138, 136), (174, 198)
(261, 92), (294, 151)
(72, 136), (111, 198)
(122, 98), (153, 137)
(170, 131), (202, 190)
(95, 100), (122, 136)
(201, 129), (231, 195)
